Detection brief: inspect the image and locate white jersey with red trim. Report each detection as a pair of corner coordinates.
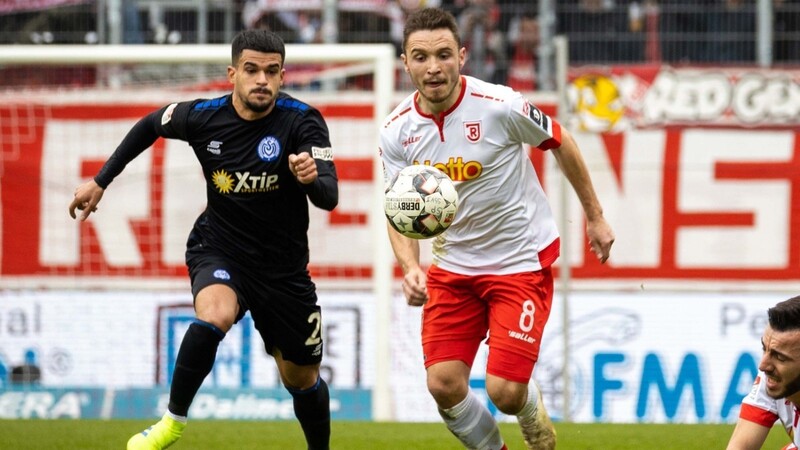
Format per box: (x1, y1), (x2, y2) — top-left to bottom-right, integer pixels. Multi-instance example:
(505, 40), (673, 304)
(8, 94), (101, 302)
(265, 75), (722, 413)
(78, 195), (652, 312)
(379, 75), (563, 275)
(739, 371), (799, 449)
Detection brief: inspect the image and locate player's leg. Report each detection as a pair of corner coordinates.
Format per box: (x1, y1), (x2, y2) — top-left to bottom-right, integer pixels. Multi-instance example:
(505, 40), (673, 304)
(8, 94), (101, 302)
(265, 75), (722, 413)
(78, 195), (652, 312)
(424, 266), (507, 450)
(169, 283), (238, 415)
(275, 351), (330, 450)
(481, 268), (556, 450)
(127, 256), (241, 450)
(252, 275), (330, 450)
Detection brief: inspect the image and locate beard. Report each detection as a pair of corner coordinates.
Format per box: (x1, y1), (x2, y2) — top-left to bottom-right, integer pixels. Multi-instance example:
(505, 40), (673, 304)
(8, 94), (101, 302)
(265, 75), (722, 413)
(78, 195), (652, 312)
(239, 88), (274, 113)
(244, 98), (271, 113)
(419, 79), (458, 106)
(766, 371), (800, 400)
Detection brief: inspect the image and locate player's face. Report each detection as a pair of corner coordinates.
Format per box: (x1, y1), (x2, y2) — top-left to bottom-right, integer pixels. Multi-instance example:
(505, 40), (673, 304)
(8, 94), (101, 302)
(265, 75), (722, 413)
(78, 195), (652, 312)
(228, 49), (284, 119)
(402, 29), (465, 115)
(758, 325), (800, 402)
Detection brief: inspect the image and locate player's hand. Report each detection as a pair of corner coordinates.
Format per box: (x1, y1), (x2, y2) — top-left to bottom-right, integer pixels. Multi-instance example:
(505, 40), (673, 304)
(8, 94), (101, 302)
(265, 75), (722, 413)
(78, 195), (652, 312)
(587, 216), (614, 264)
(288, 153), (318, 184)
(69, 180), (104, 221)
(402, 266), (428, 307)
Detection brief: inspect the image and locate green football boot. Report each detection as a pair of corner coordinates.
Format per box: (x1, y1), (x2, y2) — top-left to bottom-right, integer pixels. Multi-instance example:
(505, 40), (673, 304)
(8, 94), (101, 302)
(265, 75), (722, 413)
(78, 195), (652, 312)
(127, 413), (186, 450)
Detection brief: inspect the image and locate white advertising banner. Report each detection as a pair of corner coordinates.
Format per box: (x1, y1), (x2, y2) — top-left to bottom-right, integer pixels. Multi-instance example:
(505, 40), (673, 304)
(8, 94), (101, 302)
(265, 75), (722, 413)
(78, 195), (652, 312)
(0, 289), (788, 423)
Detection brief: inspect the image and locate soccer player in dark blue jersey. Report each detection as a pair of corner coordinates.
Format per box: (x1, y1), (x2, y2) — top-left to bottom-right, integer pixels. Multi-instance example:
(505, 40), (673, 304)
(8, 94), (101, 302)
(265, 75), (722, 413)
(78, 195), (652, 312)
(69, 29), (337, 450)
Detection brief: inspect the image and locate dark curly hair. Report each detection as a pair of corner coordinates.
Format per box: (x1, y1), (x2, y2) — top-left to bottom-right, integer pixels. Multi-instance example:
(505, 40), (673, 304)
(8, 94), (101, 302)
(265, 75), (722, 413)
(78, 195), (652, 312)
(231, 29), (285, 66)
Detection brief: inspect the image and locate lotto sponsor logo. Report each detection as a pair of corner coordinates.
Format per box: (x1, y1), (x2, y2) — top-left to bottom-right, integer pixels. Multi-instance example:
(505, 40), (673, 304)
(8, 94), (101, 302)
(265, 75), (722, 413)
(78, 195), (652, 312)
(416, 157), (483, 182)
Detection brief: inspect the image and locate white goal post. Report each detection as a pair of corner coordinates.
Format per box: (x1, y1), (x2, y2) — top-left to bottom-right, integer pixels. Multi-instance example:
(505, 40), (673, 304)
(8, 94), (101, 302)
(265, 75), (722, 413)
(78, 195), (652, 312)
(0, 43), (397, 421)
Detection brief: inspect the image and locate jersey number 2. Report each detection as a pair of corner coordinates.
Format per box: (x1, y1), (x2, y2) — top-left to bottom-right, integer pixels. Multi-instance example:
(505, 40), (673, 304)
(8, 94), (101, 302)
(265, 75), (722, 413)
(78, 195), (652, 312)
(305, 311), (322, 346)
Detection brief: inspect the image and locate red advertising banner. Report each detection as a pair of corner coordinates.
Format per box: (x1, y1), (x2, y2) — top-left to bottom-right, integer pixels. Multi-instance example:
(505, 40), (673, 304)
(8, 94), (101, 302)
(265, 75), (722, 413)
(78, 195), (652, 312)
(1, 66), (799, 286)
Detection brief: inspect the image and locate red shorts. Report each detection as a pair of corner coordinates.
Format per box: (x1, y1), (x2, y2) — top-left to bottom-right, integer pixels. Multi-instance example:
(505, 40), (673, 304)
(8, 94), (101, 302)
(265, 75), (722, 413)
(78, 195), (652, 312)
(421, 265), (554, 384)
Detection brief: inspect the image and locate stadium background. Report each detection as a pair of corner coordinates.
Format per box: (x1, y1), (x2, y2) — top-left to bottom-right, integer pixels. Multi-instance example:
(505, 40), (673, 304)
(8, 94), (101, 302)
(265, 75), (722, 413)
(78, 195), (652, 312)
(1, 0), (799, 430)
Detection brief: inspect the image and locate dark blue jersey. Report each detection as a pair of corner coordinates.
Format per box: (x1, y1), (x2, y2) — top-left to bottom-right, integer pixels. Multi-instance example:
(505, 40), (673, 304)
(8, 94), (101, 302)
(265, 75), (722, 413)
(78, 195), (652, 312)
(95, 92), (338, 277)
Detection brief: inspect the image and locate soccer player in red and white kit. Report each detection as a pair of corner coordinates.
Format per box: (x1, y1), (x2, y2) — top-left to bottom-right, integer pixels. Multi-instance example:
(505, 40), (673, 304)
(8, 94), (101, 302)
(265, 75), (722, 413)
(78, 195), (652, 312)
(727, 296), (800, 450)
(379, 7), (614, 450)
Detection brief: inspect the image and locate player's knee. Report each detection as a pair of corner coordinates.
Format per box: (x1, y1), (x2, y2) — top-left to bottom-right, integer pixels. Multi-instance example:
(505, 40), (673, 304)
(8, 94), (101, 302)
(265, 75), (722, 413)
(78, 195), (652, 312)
(486, 380), (527, 414)
(427, 373), (468, 407)
(277, 356), (321, 390)
(282, 368), (320, 390)
(194, 284), (239, 332)
(195, 311), (235, 333)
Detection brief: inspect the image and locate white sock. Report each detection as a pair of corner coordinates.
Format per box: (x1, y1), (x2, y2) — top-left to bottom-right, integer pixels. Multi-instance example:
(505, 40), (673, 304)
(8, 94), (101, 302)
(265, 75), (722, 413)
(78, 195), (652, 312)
(439, 391), (504, 450)
(516, 382), (540, 420)
(166, 411), (187, 423)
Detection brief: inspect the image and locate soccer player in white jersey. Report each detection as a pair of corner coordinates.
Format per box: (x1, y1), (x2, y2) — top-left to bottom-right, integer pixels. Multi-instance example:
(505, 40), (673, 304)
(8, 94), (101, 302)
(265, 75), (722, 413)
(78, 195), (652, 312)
(379, 7), (614, 450)
(727, 296), (800, 450)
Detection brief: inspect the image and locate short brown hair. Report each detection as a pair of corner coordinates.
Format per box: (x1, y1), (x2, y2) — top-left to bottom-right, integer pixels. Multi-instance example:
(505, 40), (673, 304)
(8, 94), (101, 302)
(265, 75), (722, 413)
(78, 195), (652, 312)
(768, 295), (800, 332)
(402, 7), (461, 54)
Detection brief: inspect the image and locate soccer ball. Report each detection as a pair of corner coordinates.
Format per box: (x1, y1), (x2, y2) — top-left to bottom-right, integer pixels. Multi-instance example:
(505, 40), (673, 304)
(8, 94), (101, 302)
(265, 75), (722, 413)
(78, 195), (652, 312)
(384, 165), (459, 239)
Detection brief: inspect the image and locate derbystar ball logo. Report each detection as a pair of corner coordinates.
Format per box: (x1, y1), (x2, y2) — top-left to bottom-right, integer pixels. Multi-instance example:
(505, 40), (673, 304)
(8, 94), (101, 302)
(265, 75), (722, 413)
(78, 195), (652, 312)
(211, 169), (279, 194)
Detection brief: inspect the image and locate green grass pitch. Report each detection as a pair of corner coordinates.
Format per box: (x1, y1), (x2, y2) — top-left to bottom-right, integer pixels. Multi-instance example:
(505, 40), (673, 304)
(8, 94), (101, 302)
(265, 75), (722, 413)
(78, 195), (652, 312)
(0, 420), (790, 449)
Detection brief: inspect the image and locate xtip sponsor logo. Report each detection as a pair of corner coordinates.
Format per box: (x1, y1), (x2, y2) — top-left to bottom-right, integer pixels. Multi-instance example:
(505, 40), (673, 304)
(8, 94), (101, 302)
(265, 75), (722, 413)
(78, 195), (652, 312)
(211, 170), (280, 194)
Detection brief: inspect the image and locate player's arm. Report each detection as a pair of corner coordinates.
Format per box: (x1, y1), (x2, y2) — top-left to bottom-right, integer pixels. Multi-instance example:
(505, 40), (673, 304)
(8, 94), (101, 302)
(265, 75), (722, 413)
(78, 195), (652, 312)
(68, 109), (163, 221)
(289, 150), (338, 211)
(550, 127), (615, 263)
(725, 417), (771, 450)
(291, 110), (338, 211)
(386, 223), (427, 306)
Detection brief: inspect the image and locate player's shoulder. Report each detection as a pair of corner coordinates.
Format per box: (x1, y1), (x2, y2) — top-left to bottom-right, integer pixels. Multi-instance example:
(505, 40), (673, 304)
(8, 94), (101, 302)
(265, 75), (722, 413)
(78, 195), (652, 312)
(188, 95), (230, 112)
(380, 91), (416, 131)
(274, 92), (317, 116)
(463, 75), (520, 106)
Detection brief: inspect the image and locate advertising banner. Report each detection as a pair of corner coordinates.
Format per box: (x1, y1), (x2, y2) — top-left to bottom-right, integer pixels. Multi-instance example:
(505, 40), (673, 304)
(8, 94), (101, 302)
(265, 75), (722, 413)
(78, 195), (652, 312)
(0, 290), (786, 423)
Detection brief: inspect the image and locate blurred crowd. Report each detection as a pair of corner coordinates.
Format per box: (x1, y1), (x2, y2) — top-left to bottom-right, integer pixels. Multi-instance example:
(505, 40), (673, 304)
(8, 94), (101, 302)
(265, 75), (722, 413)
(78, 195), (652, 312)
(2, 0), (799, 90)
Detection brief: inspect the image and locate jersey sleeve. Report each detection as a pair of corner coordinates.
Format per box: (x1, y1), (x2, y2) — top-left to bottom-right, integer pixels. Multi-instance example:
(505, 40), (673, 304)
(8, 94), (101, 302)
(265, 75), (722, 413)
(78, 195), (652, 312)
(93, 101), (194, 188)
(294, 108), (338, 211)
(739, 372), (780, 426)
(506, 93), (562, 151)
(154, 101), (193, 140)
(378, 126), (407, 191)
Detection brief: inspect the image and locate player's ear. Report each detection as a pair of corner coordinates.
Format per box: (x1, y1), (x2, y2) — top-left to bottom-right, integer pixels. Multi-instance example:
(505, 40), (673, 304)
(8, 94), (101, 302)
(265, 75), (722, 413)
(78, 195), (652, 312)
(458, 47), (466, 70)
(227, 65), (236, 85)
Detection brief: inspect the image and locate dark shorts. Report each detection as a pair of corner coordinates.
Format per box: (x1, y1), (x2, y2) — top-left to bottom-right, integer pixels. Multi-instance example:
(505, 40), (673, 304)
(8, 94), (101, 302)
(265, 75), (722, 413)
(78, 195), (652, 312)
(186, 246), (323, 366)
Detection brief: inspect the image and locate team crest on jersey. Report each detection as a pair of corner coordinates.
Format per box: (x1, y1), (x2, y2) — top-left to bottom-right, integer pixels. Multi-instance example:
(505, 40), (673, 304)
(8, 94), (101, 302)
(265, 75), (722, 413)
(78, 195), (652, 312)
(464, 121), (482, 143)
(257, 136), (281, 162)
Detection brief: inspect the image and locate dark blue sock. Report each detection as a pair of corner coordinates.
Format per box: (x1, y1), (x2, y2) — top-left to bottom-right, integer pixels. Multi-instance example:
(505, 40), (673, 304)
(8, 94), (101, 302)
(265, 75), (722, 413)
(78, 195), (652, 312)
(288, 377), (331, 450)
(168, 319), (224, 417)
